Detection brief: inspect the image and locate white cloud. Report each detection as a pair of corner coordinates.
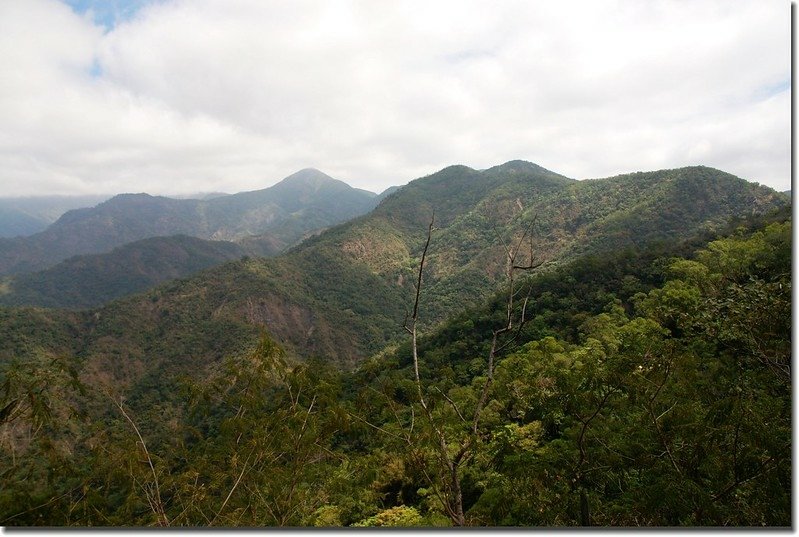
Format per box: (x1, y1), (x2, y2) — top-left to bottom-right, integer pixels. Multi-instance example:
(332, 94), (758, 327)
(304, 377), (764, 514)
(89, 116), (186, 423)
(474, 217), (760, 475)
(0, 0), (790, 196)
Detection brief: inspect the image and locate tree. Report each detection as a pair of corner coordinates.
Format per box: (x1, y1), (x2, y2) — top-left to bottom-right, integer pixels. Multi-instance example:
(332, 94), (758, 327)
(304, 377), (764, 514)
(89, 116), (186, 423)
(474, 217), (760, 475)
(478, 220), (791, 526)
(396, 214), (540, 526)
(168, 333), (343, 526)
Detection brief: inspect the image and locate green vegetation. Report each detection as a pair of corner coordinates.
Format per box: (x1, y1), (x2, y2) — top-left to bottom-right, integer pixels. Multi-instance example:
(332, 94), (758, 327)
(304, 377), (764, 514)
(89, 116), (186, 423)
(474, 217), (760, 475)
(0, 161), (790, 527)
(0, 211), (789, 527)
(0, 235), (247, 309)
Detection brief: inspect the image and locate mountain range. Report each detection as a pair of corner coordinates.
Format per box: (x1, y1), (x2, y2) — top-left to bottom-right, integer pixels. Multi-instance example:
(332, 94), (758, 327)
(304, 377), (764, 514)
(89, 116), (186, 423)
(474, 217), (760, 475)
(0, 161), (786, 374)
(0, 168), (384, 276)
(0, 159), (790, 527)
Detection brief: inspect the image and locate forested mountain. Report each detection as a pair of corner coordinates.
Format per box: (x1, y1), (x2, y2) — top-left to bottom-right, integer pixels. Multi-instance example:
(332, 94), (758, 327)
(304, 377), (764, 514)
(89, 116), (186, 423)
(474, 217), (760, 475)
(0, 195), (110, 238)
(0, 169), (379, 275)
(0, 160), (790, 527)
(0, 235), (247, 309)
(0, 206), (789, 527)
(106, 161), (779, 365)
(2, 163), (782, 313)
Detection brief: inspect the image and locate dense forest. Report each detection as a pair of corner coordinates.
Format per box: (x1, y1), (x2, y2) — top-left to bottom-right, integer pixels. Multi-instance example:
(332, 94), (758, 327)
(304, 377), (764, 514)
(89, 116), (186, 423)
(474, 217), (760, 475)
(0, 201), (790, 526)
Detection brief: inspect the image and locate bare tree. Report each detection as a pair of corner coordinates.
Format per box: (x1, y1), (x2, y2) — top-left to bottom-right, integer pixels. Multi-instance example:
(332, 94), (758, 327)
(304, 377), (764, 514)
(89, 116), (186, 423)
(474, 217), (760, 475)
(402, 214), (541, 526)
(108, 393), (170, 527)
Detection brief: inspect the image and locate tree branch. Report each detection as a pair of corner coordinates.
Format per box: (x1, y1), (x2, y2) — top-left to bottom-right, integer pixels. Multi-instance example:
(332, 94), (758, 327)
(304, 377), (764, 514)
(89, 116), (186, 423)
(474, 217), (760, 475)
(109, 393), (169, 527)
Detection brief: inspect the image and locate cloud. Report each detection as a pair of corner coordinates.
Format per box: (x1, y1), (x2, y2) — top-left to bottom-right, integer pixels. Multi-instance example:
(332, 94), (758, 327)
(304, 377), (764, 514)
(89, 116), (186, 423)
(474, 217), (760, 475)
(0, 0), (790, 196)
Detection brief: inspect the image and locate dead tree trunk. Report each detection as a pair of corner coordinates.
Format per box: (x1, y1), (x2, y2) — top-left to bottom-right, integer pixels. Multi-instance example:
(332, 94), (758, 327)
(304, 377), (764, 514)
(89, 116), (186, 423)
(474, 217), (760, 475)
(404, 214), (541, 526)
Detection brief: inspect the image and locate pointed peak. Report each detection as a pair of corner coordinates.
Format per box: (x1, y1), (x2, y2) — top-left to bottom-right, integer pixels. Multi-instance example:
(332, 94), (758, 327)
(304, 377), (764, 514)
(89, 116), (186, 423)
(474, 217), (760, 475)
(280, 168), (336, 185)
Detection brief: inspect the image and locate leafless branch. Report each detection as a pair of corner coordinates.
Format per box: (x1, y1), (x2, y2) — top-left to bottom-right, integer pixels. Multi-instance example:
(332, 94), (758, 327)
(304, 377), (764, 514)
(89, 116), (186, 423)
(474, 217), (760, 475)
(346, 411), (409, 443)
(108, 393), (169, 527)
(400, 212), (543, 527)
(645, 359), (682, 476)
(210, 449), (255, 526)
(434, 386), (468, 424)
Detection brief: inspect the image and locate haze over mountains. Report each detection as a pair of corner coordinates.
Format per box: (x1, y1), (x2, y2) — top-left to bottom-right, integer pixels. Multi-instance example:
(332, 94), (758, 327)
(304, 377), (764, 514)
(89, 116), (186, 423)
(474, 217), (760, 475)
(0, 235), (247, 309)
(0, 195), (112, 238)
(0, 168), (383, 276)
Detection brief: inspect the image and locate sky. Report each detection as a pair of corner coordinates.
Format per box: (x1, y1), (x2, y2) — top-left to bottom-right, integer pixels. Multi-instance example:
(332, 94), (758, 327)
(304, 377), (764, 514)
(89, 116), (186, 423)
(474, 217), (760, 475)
(0, 0), (791, 196)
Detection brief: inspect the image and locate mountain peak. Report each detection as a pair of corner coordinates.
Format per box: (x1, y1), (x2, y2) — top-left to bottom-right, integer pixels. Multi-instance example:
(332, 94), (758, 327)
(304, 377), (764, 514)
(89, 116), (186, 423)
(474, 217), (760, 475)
(280, 168), (337, 187)
(486, 160), (556, 175)
(269, 168), (379, 200)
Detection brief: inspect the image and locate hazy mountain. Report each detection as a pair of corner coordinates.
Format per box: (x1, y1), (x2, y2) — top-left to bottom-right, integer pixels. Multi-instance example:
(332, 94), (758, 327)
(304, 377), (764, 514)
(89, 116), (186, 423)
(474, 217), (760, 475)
(0, 235), (247, 309)
(200, 168), (379, 241)
(0, 195), (111, 238)
(0, 169), (378, 275)
(0, 208), (46, 239)
(168, 192), (231, 200)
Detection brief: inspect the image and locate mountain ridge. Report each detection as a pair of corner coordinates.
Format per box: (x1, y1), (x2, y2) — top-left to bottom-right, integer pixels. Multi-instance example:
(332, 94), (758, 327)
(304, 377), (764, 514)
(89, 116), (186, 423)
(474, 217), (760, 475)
(0, 169), (380, 275)
(0, 194), (112, 238)
(0, 235), (248, 309)
(0, 162), (786, 318)
(1, 161), (782, 364)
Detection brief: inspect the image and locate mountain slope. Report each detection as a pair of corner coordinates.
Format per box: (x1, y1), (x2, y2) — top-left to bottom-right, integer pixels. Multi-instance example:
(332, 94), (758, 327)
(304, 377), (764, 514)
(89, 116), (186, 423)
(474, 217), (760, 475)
(0, 193), (789, 528)
(0, 235), (247, 309)
(0, 208), (47, 239)
(1, 161), (786, 379)
(0, 161), (787, 415)
(0, 195), (111, 238)
(0, 169), (378, 275)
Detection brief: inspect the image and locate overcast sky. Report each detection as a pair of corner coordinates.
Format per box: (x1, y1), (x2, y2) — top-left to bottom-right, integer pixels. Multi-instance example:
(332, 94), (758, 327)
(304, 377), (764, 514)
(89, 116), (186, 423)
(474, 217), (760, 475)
(0, 0), (790, 196)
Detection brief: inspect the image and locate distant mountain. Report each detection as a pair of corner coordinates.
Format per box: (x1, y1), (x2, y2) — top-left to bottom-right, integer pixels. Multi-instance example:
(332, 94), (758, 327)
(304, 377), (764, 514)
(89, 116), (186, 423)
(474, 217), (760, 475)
(168, 192), (231, 200)
(0, 235), (247, 309)
(0, 195), (111, 238)
(0, 169), (378, 275)
(0, 208), (46, 239)
(200, 168), (379, 241)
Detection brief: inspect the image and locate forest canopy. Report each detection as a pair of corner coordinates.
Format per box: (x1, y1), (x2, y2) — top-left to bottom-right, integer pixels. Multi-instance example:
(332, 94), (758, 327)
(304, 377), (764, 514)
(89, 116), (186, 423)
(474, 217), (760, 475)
(0, 212), (790, 527)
